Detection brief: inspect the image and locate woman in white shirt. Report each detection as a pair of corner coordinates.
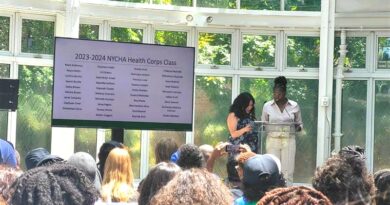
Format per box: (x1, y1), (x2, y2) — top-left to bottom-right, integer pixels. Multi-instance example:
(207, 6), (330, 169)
(261, 76), (302, 185)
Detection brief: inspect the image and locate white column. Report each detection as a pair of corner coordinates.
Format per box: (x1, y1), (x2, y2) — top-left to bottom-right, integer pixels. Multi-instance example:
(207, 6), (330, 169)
(51, 0), (80, 159)
(316, 0), (335, 166)
(333, 30), (347, 153)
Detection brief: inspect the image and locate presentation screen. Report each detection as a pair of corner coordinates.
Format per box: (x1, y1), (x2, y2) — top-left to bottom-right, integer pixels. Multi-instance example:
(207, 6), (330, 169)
(52, 37), (195, 131)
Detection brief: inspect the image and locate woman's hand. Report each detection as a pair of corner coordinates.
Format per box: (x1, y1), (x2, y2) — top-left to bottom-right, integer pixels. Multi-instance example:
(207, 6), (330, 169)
(242, 124), (252, 133)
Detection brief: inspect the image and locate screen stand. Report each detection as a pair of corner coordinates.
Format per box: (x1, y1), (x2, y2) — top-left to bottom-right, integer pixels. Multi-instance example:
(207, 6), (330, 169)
(111, 128), (124, 143)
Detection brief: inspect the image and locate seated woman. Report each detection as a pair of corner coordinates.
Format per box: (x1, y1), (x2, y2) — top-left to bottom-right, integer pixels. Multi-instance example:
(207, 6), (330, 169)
(100, 147), (137, 203)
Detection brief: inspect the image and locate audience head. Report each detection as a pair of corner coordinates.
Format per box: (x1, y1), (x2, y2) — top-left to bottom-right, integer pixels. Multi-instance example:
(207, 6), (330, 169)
(97, 140), (124, 178)
(68, 152), (101, 190)
(154, 138), (178, 164)
(138, 162), (181, 205)
(9, 163), (99, 205)
(0, 165), (22, 203)
(149, 168), (233, 205)
(229, 92), (256, 119)
(239, 154), (286, 202)
(0, 139), (17, 168)
(312, 145), (375, 205)
(24, 147), (63, 170)
(199, 144), (214, 162)
(101, 147), (135, 202)
(257, 186), (333, 205)
(374, 169), (390, 205)
(177, 144), (204, 169)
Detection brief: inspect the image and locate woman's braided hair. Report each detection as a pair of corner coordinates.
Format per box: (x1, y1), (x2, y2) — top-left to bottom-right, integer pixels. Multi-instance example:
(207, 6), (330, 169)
(9, 162), (99, 205)
(257, 186), (333, 205)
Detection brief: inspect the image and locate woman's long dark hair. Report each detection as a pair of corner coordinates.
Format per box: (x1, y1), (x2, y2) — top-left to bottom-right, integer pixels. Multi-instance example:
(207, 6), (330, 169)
(229, 92), (256, 119)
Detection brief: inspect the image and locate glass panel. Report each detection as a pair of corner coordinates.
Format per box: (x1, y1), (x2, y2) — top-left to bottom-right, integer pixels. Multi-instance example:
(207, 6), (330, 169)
(123, 130), (141, 179)
(21, 19), (54, 54)
(374, 80), (390, 171)
(334, 37), (366, 69)
(194, 76), (232, 178)
(242, 34), (276, 67)
(154, 30), (187, 47)
(285, 0), (321, 11)
(110, 0), (148, 2)
(198, 32), (231, 65)
(0, 16), (10, 51)
(111, 27), (143, 43)
(0, 64), (10, 139)
(74, 128), (97, 159)
(240, 0), (280, 10)
(287, 36), (320, 68)
(377, 37), (390, 69)
(240, 78), (318, 183)
(152, 0), (192, 6)
(340, 81), (367, 148)
(197, 0), (236, 8)
(148, 131), (186, 168)
(79, 24), (99, 40)
(16, 65), (53, 170)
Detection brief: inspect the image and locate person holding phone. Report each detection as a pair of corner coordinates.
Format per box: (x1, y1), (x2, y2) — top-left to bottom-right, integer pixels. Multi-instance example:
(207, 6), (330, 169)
(261, 76), (303, 185)
(226, 92), (258, 183)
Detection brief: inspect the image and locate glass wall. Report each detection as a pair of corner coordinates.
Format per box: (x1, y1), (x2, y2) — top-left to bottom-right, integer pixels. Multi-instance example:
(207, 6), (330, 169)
(123, 130), (142, 179)
(79, 24), (99, 40)
(334, 37), (366, 69)
(0, 64), (10, 140)
(242, 34), (276, 68)
(240, 78), (318, 183)
(198, 32), (231, 66)
(21, 19), (54, 54)
(194, 76), (232, 178)
(154, 30), (187, 47)
(377, 37), (390, 69)
(111, 27), (143, 43)
(0, 16), (10, 51)
(16, 65), (53, 170)
(287, 36), (320, 68)
(374, 80), (390, 171)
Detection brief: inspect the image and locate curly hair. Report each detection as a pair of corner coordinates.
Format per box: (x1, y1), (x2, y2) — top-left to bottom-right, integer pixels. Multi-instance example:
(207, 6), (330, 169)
(101, 147), (136, 202)
(229, 92), (256, 120)
(312, 145), (375, 205)
(138, 162), (181, 205)
(274, 76), (287, 92)
(177, 144), (204, 169)
(8, 163), (99, 205)
(257, 186), (332, 205)
(374, 169), (390, 205)
(149, 168), (233, 205)
(155, 138), (178, 164)
(0, 165), (22, 202)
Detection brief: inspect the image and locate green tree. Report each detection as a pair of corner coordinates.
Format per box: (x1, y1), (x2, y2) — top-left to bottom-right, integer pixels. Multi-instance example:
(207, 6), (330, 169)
(79, 24), (99, 40)
(242, 35), (276, 67)
(241, 0), (280, 10)
(287, 36), (320, 68)
(21, 19), (54, 54)
(0, 16), (10, 51)
(155, 30), (187, 46)
(334, 37), (366, 69)
(111, 27), (143, 43)
(198, 32), (231, 65)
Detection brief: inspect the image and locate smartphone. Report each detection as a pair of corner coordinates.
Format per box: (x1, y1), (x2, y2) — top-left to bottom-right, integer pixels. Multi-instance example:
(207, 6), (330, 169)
(225, 144), (240, 153)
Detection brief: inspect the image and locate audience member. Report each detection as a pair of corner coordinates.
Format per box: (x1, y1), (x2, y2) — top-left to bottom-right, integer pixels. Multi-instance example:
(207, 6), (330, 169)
(138, 162), (181, 205)
(149, 168), (233, 205)
(374, 169), (390, 205)
(9, 163), (99, 205)
(68, 152), (102, 190)
(177, 144), (204, 169)
(199, 144), (214, 162)
(24, 147), (63, 170)
(312, 145), (375, 205)
(0, 139), (17, 168)
(235, 154), (286, 205)
(204, 142), (229, 173)
(100, 147), (137, 203)
(155, 138), (178, 164)
(257, 186), (333, 205)
(97, 140), (124, 179)
(0, 164), (22, 204)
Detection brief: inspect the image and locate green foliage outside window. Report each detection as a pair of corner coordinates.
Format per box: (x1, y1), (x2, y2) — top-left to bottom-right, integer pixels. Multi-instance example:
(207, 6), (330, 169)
(0, 16), (10, 51)
(285, 0), (321, 11)
(123, 130), (141, 179)
(79, 24), (99, 40)
(198, 32), (231, 65)
(197, 0), (236, 8)
(22, 19), (54, 54)
(242, 35), (276, 67)
(111, 0), (148, 3)
(377, 37), (390, 69)
(111, 27), (143, 43)
(155, 30), (187, 47)
(241, 78), (318, 183)
(240, 0), (280, 10)
(74, 128), (97, 160)
(16, 65), (53, 170)
(334, 37), (366, 69)
(287, 36), (320, 68)
(153, 0), (192, 6)
(0, 64), (10, 140)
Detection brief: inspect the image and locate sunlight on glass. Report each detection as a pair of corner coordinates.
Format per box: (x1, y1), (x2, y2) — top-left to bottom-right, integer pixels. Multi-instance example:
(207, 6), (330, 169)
(123, 130), (141, 179)
(198, 32), (231, 65)
(197, 0), (236, 8)
(75, 128), (97, 159)
(155, 30), (187, 47)
(241, 0), (280, 10)
(152, 0), (192, 6)
(285, 0), (321, 11)
(111, 27), (143, 43)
